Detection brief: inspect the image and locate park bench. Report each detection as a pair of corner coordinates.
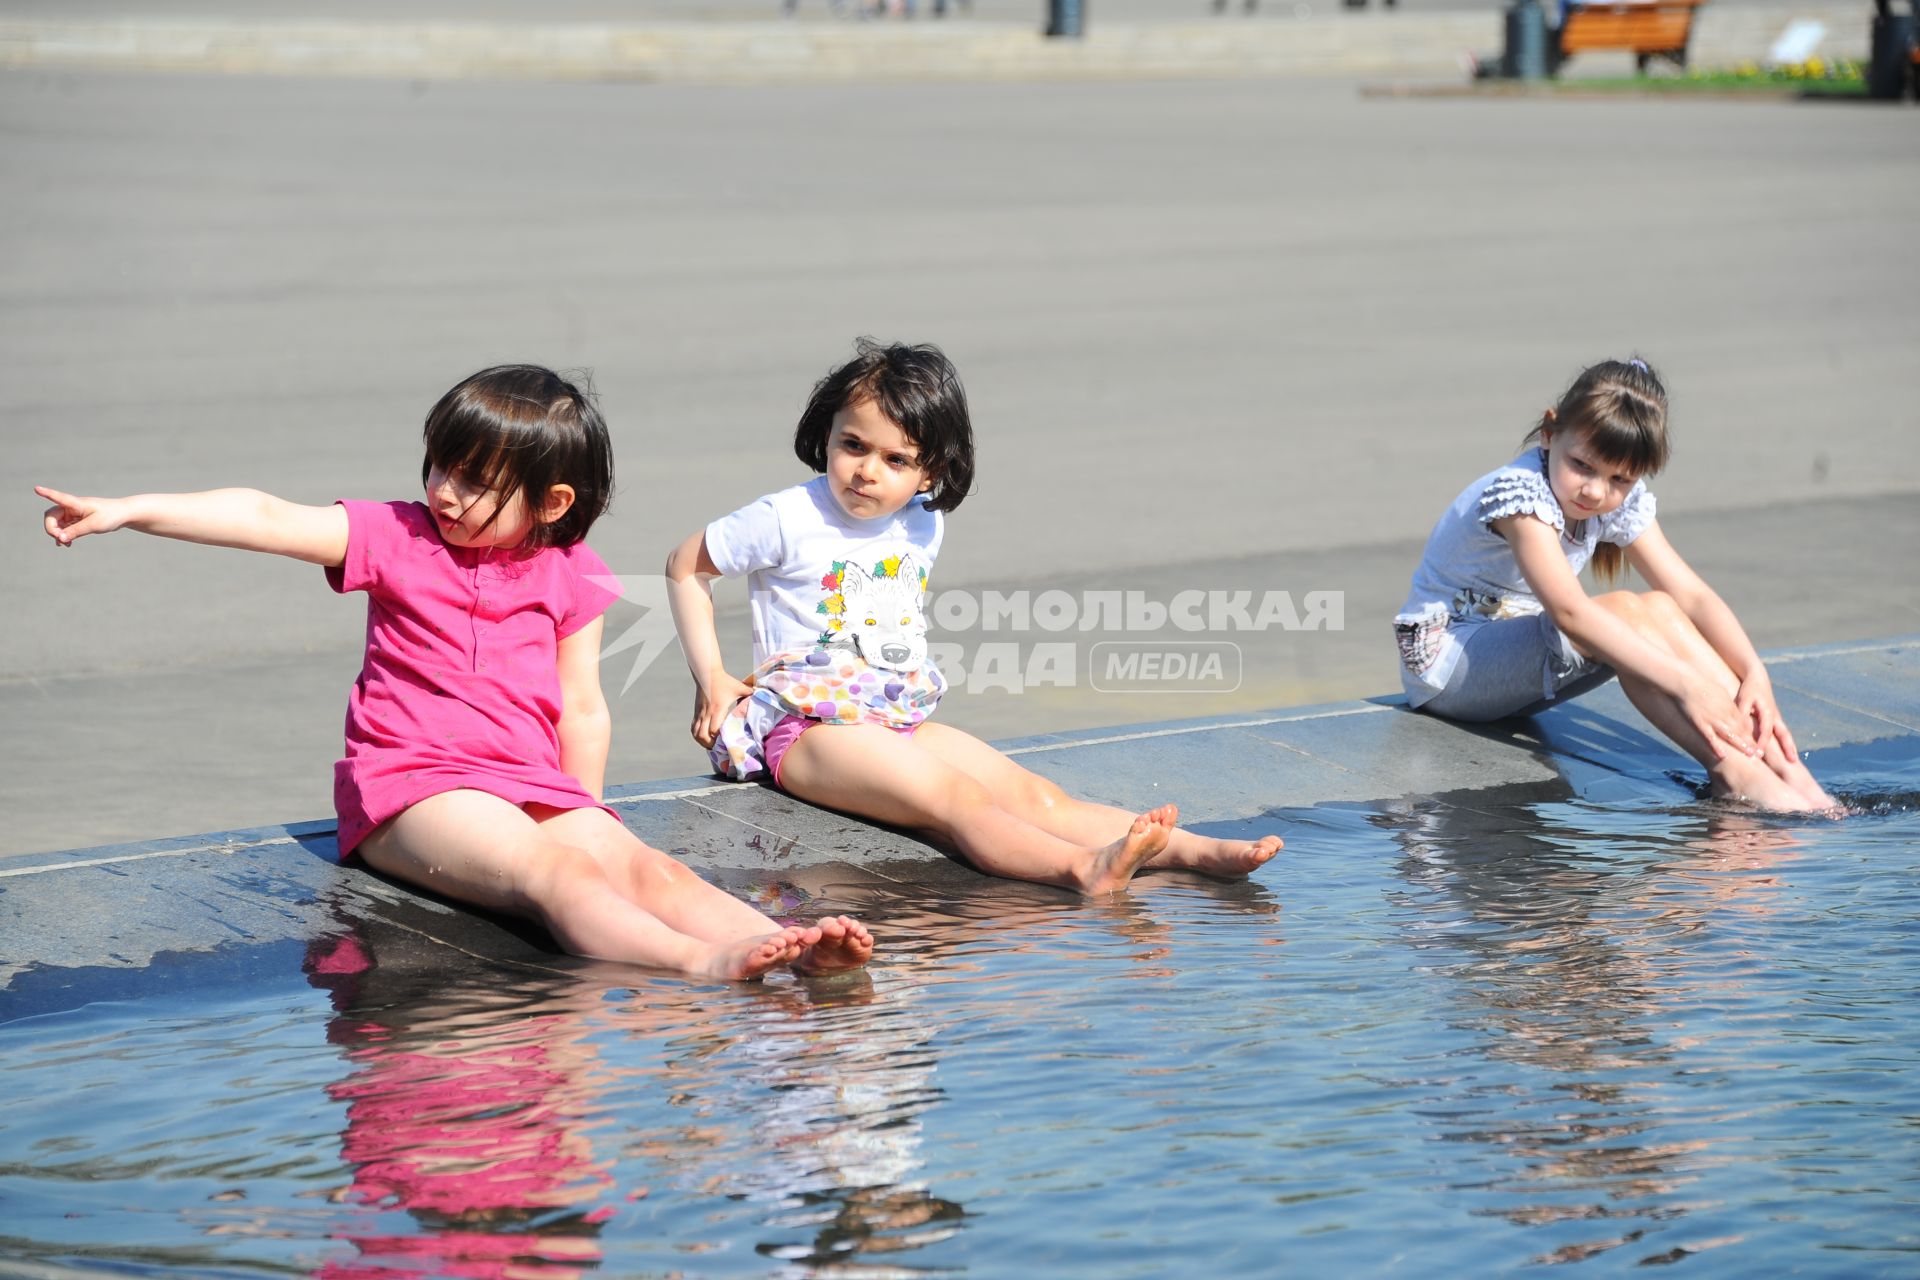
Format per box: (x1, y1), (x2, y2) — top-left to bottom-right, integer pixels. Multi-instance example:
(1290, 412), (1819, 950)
(1554, 0), (1705, 73)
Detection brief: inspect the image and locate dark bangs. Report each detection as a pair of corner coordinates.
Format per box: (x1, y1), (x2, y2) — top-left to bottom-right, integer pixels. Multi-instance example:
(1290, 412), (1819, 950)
(421, 364), (614, 549)
(1578, 380), (1671, 477)
(1526, 356), (1671, 480)
(794, 338), (977, 513)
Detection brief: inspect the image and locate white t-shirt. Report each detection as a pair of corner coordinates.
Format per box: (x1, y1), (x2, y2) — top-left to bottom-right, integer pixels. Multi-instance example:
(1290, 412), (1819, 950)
(705, 475), (945, 668)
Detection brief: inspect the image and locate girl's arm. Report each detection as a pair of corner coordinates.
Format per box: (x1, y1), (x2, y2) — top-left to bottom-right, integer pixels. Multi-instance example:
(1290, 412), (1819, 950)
(665, 529), (752, 750)
(37, 486), (348, 567)
(1625, 521), (1797, 763)
(556, 615), (612, 801)
(1498, 514), (1757, 760)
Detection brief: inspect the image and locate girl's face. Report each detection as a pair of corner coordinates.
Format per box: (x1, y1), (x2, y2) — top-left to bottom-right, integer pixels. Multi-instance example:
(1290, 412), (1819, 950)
(1540, 427), (1640, 522)
(824, 398), (932, 521)
(425, 464), (536, 549)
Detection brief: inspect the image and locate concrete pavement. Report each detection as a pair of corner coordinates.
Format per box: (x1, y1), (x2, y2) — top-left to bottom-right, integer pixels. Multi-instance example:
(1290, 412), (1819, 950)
(4, 61), (1917, 858)
(4, 634), (1913, 1007)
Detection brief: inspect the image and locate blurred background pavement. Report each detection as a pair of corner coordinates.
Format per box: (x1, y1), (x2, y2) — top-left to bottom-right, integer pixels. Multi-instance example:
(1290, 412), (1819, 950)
(0, 0), (1877, 81)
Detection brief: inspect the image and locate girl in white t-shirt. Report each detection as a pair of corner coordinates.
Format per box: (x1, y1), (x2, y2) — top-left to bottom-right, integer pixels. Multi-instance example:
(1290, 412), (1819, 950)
(668, 339), (1283, 895)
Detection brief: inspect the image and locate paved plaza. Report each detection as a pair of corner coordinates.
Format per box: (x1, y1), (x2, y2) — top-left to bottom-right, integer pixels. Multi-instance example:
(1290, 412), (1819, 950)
(3, 48), (1916, 856)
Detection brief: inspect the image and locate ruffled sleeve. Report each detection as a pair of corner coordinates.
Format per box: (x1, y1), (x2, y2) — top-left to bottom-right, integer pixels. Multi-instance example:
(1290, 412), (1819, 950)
(1476, 463), (1563, 533)
(1598, 481), (1656, 545)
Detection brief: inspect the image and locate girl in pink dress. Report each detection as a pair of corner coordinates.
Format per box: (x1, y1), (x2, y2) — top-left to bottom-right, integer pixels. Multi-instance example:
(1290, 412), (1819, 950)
(38, 364), (871, 981)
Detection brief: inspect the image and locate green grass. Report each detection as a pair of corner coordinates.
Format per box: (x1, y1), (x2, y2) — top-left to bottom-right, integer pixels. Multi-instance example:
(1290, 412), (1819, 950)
(1555, 59), (1869, 96)
(1557, 74), (1866, 96)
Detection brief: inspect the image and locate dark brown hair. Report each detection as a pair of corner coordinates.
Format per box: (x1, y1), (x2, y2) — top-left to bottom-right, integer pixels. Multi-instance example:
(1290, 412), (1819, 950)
(421, 364), (613, 550)
(1522, 357), (1669, 585)
(793, 338), (975, 513)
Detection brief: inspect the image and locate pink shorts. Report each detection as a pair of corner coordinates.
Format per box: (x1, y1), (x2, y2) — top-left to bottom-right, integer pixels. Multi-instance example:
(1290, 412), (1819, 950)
(763, 713), (923, 789)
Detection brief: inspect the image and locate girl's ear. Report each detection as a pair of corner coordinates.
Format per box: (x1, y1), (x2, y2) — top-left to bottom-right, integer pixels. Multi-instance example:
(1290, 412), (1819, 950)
(537, 483), (577, 526)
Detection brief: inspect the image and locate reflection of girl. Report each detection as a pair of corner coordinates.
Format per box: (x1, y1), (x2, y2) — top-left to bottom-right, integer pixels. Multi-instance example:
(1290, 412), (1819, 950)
(305, 929), (613, 1280)
(1375, 790), (1798, 1230)
(649, 961), (965, 1266)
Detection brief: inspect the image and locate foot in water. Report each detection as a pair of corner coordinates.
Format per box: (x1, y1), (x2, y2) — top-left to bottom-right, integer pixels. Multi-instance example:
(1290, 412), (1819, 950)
(1712, 756), (1830, 814)
(1078, 804), (1178, 896)
(794, 915), (875, 974)
(705, 923), (820, 981)
(1150, 830), (1284, 878)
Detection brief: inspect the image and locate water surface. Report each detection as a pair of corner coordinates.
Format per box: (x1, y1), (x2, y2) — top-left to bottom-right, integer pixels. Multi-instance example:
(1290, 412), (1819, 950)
(4, 739), (1917, 1277)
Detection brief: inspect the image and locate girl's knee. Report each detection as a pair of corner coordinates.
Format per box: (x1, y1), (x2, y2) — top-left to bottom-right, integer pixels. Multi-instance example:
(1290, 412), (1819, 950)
(1020, 772), (1070, 815)
(523, 837), (612, 905)
(624, 843), (700, 893)
(1641, 590), (1686, 625)
(1592, 590), (1646, 623)
(1594, 591), (1674, 647)
(941, 770), (997, 818)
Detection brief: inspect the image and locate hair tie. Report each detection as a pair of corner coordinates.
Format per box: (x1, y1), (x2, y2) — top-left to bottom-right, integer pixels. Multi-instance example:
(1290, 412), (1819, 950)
(1628, 358), (1648, 372)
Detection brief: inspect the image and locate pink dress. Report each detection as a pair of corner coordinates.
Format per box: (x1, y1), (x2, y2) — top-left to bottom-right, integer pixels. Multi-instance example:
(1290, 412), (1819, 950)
(326, 500), (620, 856)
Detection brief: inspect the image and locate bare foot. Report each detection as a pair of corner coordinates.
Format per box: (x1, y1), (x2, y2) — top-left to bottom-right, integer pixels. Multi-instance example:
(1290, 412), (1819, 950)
(793, 914), (875, 975)
(1711, 759), (1823, 813)
(1078, 804), (1177, 895)
(1781, 763), (1839, 811)
(700, 923), (819, 981)
(1149, 831), (1283, 879)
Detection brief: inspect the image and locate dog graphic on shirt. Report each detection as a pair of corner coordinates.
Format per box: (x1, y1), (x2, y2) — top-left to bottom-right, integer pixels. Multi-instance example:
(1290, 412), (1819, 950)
(819, 554), (929, 674)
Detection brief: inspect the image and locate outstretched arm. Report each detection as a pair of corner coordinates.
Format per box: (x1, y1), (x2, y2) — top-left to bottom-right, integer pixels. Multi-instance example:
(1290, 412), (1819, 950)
(1625, 521), (1796, 762)
(37, 485), (348, 567)
(556, 615), (612, 801)
(1499, 513), (1756, 760)
(665, 529), (751, 750)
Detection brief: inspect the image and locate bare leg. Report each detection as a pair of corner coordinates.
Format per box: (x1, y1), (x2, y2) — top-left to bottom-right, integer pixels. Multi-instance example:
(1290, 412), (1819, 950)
(1589, 593), (1825, 811)
(1630, 592), (1836, 808)
(358, 791), (822, 980)
(910, 722), (1282, 877)
(777, 723), (1173, 894)
(529, 805), (874, 974)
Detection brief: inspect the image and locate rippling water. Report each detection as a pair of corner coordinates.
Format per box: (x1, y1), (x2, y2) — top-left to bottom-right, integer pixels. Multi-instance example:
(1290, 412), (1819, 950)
(4, 740), (1918, 1277)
